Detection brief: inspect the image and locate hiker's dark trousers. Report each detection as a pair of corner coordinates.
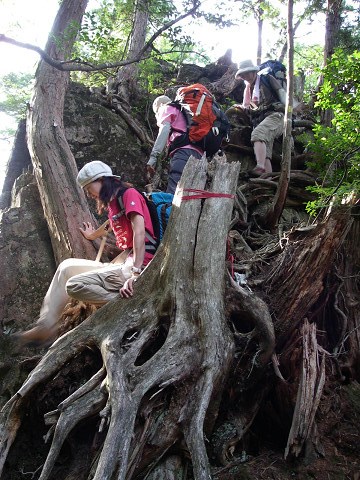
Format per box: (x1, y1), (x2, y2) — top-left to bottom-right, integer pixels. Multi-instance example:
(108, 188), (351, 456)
(167, 147), (202, 194)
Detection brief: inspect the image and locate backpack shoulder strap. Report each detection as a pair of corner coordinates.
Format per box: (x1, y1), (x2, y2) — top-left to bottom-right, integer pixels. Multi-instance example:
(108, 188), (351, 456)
(112, 189), (126, 221)
(139, 192), (159, 252)
(259, 73), (271, 89)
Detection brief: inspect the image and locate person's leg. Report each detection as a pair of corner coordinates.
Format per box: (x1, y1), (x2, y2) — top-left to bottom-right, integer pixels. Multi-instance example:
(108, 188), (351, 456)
(253, 141), (267, 171)
(251, 113), (284, 173)
(167, 148), (202, 194)
(265, 157), (273, 173)
(19, 258), (108, 344)
(66, 257), (133, 304)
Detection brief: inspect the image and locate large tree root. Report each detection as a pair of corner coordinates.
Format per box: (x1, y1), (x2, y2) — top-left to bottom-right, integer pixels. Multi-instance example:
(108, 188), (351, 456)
(0, 156), (240, 480)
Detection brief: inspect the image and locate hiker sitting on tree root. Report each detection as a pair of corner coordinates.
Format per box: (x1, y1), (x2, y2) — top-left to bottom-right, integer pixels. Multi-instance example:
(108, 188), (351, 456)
(146, 95), (203, 194)
(17, 161), (155, 347)
(234, 59), (287, 175)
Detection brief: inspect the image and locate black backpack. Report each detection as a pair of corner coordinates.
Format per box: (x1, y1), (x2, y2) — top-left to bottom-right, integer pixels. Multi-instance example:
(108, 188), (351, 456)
(259, 60), (287, 88)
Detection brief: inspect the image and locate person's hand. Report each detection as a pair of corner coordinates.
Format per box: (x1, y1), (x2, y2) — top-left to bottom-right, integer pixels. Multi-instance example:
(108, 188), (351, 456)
(146, 164), (155, 181)
(120, 277), (136, 298)
(79, 222), (96, 239)
(233, 103), (244, 110)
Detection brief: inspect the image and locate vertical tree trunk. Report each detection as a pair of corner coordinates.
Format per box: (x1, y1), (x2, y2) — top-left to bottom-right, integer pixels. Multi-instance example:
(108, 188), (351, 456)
(263, 0), (294, 230)
(256, 6), (264, 65)
(27, 0), (96, 264)
(320, 0), (343, 125)
(115, 0), (149, 104)
(324, 0), (342, 64)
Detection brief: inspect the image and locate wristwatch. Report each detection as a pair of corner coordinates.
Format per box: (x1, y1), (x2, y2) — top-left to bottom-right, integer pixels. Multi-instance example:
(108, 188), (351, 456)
(131, 266), (142, 274)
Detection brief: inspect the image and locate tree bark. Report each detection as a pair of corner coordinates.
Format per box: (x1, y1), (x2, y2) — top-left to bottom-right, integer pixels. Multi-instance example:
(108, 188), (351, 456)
(26, 0), (97, 264)
(334, 213), (360, 374)
(269, 208), (353, 346)
(285, 319), (325, 459)
(114, 0), (149, 105)
(256, 11), (263, 65)
(319, 0), (343, 125)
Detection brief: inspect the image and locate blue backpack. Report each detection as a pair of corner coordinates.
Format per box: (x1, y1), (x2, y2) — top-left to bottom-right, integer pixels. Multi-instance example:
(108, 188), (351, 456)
(144, 191), (173, 244)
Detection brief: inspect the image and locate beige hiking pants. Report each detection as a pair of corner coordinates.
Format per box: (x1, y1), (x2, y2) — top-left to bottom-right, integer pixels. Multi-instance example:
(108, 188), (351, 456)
(251, 112), (284, 160)
(37, 252), (133, 329)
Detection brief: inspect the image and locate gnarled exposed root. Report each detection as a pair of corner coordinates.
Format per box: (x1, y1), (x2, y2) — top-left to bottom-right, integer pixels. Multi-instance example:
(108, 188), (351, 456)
(39, 386), (107, 480)
(226, 276), (275, 368)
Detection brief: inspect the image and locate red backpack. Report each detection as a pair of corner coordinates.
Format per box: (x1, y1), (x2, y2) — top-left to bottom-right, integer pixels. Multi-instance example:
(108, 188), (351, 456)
(169, 83), (230, 157)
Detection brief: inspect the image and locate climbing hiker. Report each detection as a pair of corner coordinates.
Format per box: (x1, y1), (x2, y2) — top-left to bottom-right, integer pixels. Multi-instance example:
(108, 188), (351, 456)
(234, 59), (288, 175)
(17, 160), (155, 346)
(146, 95), (203, 194)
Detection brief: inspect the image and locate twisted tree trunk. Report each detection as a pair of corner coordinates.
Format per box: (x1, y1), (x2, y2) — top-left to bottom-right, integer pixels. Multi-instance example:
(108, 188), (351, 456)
(26, 0), (96, 263)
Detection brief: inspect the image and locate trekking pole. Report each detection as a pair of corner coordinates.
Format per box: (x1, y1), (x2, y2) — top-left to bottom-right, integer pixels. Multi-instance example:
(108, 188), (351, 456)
(95, 220), (110, 262)
(95, 234), (108, 262)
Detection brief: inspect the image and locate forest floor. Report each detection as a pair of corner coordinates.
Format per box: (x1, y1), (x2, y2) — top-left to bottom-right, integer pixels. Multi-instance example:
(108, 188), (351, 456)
(2, 339), (360, 480)
(214, 380), (360, 480)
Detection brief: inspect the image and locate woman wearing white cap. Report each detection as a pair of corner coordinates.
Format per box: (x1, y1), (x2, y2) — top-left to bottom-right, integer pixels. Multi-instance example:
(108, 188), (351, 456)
(17, 161), (155, 346)
(147, 95), (203, 193)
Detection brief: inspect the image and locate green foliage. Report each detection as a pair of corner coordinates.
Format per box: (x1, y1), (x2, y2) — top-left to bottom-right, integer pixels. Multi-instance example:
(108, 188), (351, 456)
(71, 0), (131, 86)
(338, 1), (360, 51)
(50, 20), (83, 59)
(294, 43), (323, 101)
(305, 49), (360, 215)
(0, 72), (33, 121)
(71, 0), (210, 88)
(76, 0), (131, 62)
(235, 0), (280, 22)
(70, 0), (206, 87)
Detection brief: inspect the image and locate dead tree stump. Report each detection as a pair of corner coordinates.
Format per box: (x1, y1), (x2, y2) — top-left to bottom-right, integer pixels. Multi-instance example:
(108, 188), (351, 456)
(0, 156), (240, 480)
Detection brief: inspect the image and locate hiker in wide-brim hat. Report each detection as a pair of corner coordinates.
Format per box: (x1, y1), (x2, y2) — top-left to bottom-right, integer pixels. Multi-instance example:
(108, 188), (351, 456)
(235, 59), (260, 79)
(15, 160), (155, 348)
(233, 59), (287, 176)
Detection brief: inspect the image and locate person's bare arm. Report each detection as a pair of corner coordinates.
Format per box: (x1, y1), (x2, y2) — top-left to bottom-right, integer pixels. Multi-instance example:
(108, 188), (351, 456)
(120, 213), (145, 298)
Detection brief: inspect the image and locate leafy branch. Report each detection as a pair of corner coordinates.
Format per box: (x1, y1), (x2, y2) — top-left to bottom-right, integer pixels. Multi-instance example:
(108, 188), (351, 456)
(0, 2), (200, 72)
